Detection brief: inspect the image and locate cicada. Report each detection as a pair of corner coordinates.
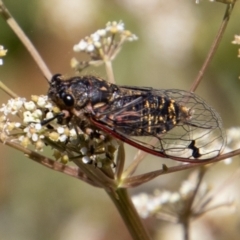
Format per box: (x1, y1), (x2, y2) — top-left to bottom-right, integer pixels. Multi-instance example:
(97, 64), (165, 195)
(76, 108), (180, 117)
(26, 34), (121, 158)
(47, 74), (225, 163)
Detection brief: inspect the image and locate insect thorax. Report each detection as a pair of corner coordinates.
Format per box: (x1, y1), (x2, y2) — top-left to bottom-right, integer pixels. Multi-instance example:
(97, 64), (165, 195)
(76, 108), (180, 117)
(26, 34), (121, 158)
(48, 75), (120, 112)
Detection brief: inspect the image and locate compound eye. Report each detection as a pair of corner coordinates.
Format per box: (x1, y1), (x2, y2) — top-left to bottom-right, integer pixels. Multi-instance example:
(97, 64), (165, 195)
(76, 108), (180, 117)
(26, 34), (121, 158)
(61, 92), (74, 107)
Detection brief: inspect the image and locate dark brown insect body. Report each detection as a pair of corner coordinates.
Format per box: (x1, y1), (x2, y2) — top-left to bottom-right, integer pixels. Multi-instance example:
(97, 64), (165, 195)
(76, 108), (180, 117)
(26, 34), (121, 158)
(48, 74), (225, 162)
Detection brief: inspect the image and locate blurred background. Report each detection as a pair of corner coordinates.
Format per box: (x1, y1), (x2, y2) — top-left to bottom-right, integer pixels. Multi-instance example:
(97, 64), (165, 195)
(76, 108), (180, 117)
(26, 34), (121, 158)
(0, 0), (240, 239)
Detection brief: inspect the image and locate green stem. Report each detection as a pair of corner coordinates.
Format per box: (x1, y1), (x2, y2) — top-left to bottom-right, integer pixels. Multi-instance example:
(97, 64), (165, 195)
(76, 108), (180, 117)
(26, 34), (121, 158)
(190, 3), (235, 92)
(104, 60), (115, 83)
(107, 188), (152, 240)
(0, 81), (18, 98)
(0, 1), (52, 81)
(182, 218), (190, 240)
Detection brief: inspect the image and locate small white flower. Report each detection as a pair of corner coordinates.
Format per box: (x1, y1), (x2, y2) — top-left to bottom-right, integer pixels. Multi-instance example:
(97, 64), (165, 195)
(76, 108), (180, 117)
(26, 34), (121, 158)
(37, 96), (47, 107)
(14, 122), (21, 128)
(147, 198), (158, 212)
(46, 111), (54, 119)
(82, 156), (92, 164)
(116, 21), (124, 31)
(159, 191), (171, 204)
(91, 32), (101, 42)
(93, 41), (101, 48)
(73, 40), (88, 52)
(32, 133), (39, 142)
(59, 134), (67, 142)
(227, 127), (240, 145)
(6, 122), (16, 131)
(18, 135), (24, 142)
(39, 134), (45, 139)
(69, 128), (77, 138)
(106, 21), (125, 33)
(126, 33), (138, 42)
(232, 35), (240, 45)
(180, 180), (195, 196)
(24, 101), (36, 111)
(0, 45), (7, 57)
(223, 158), (232, 165)
(0, 104), (9, 115)
(86, 44), (95, 52)
(24, 128), (32, 139)
(35, 139), (44, 151)
(97, 29), (106, 37)
(49, 132), (59, 141)
(0, 45), (7, 65)
(45, 102), (53, 109)
(0, 115), (7, 123)
(34, 123), (42, 131)
(132, 193), (151, 218)
(0, 98), (26, 115)
(14, 98), (26, 109)
(32, 109), (43, 119)
(23, 111), (35, 123)
(57, 126), (65, 134)
(169, 192), (180, 203)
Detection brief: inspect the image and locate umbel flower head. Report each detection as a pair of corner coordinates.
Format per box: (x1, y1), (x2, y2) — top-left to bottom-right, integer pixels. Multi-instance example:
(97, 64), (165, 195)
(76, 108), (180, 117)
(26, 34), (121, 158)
(0, 95), (117, 166)
(132, 170), (234, 222)
(71, 21), (138, 72)
(0, 93), (156, 190)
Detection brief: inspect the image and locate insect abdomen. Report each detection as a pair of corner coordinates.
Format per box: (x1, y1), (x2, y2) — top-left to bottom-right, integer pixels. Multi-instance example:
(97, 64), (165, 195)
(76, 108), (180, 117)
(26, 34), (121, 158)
(108, 95), (186, 136)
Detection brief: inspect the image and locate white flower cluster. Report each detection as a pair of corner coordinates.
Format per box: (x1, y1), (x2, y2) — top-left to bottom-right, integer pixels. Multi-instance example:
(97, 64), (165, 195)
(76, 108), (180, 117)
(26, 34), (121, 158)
(132, 191), (180, 219)
(0, 95), (77, 153)
(0, 95), (117, 166)
(72, 21), (138, 70)
(221, 127), (240, 164)
(132, 171), (209, 220)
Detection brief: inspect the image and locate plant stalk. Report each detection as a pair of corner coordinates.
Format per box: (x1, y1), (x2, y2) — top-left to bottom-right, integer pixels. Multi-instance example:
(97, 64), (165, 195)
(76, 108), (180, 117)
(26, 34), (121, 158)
(182, 218), (190, 240)
(190, 3), (235, 92)
(107, 188), (152, 240)
(0, 1), (52, 81)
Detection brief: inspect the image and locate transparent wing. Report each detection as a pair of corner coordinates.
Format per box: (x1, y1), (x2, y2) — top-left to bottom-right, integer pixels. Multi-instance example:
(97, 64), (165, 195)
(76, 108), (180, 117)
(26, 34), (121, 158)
(91, 89), (225, 162)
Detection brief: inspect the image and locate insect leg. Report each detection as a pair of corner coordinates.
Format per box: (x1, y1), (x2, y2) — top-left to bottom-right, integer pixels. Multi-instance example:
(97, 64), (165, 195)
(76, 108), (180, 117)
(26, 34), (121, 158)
(40, 112), (65, 126)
